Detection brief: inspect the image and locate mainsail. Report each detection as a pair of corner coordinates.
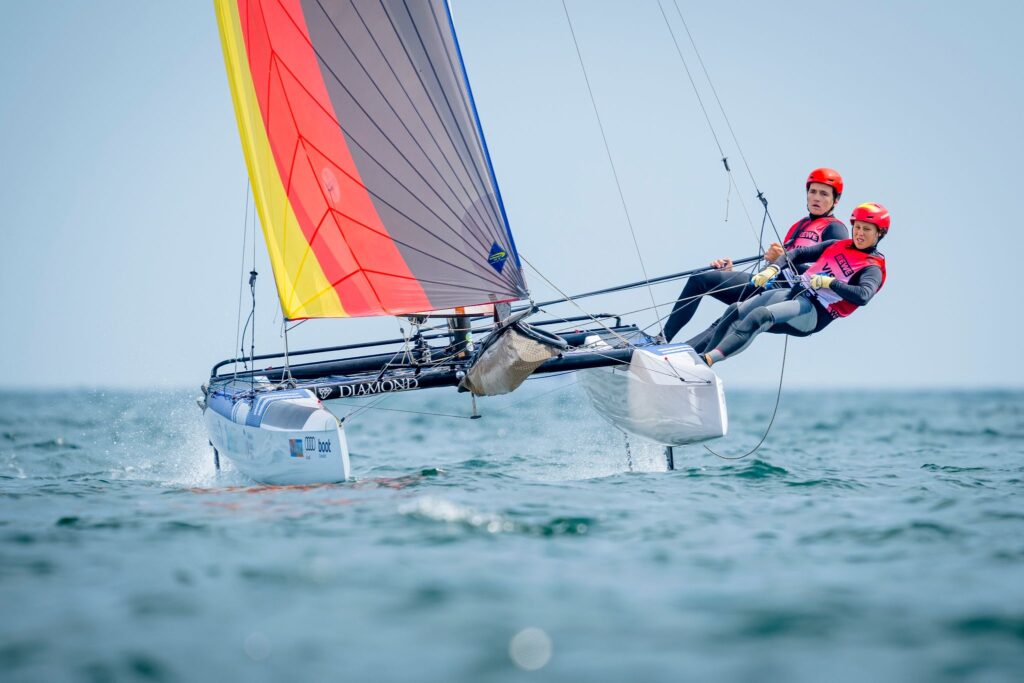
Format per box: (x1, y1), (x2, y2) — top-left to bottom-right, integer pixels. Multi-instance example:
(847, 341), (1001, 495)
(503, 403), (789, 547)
(214, 0), (528, 319)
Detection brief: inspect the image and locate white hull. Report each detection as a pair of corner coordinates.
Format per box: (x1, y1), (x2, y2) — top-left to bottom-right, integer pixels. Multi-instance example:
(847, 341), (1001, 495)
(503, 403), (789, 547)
(204, 388), (350, 485)
(579, 342), (728, 445)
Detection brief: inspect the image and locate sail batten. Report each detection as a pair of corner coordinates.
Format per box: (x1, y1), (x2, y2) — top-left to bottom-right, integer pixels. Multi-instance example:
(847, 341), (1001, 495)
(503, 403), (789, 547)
(215, 0), (527, 319)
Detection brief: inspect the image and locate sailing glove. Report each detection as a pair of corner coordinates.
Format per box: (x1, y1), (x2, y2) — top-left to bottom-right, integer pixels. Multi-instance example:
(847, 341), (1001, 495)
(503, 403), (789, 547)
(808, 274), (835, 290)
(751, 265), (780, 288)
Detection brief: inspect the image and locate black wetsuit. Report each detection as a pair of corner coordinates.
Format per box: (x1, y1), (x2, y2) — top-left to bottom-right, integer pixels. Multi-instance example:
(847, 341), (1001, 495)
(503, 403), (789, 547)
(663, 215), (847, 343)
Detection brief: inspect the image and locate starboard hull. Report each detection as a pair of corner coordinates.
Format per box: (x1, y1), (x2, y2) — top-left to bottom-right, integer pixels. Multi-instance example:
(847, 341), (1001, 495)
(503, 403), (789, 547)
(579, 342), (728, 446)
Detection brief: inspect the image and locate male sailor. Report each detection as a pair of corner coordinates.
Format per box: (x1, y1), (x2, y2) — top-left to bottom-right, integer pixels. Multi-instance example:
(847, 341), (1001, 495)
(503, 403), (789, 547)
(662, 168), (849, 347)
(696, 202), (889, 365)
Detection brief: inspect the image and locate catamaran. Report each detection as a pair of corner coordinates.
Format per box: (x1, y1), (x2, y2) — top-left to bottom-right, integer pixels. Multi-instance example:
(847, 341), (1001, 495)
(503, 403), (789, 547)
(199, 0), (730, 485)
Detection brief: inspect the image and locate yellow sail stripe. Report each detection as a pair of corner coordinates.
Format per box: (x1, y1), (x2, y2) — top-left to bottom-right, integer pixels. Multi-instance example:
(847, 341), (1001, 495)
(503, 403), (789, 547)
(214, 0), (347, 319)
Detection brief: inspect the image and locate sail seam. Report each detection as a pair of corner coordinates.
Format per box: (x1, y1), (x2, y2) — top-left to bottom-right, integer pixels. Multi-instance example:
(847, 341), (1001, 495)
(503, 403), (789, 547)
(325, 0), (498, 246)
(269, 53), (498, 270)
(283, 11), (493, 261)
(391, 0), (503, 231)
(434, 1), (527, 292)
(297, 133), (515, 287)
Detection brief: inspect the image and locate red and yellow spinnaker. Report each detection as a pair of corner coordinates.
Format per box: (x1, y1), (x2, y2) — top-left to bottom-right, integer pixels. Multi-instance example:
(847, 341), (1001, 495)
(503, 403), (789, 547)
(214, 0), (527, 319)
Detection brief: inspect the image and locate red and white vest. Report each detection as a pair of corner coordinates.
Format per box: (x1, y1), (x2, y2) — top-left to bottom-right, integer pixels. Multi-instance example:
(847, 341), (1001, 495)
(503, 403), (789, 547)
(784, 216), (844, 249)
(805, 239), (887, 318)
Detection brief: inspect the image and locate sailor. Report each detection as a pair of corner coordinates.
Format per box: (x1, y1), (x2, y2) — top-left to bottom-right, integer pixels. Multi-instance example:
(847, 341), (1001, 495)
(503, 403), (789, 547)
(694, 202), (889, 365)
(662, 168), (849, 346)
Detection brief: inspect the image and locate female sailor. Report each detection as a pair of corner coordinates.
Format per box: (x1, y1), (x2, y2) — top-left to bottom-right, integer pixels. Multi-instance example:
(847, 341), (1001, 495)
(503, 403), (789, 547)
(662, 167), (849, 344)
(697, 202), (890, 366)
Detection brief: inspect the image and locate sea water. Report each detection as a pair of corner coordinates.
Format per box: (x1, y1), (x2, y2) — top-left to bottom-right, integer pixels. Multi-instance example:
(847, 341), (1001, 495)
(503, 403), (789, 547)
(1, 384), (1022, 682)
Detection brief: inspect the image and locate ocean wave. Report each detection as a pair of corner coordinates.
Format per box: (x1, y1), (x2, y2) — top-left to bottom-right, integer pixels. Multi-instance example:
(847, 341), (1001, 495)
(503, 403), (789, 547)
(14, 437), (81, 452)
(784, 477), (866, 490)
(732, 459), (789, 479)
(947, 614), (1024, 641)
(913, 422), (1021, 439)
(921, 464), (987, 473)
(798, 520), (966, 546)
(398, 496), (592, 537)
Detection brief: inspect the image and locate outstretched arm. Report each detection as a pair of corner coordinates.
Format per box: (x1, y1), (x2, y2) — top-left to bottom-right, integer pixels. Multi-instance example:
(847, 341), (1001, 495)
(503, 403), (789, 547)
(828, 267), (884, 306)
(770, 240), (836, 268)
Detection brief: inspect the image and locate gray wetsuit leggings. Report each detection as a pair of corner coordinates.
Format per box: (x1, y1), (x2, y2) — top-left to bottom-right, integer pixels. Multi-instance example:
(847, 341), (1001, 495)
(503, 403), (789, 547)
(705, 289), (818, 361)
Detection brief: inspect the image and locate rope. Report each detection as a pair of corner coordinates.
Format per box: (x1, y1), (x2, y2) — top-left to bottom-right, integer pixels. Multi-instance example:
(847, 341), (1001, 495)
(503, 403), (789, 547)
(657, 0), (760, 244)
(561, 0), (662, 334)
(331, 369), (587, 422)
(489, 378), (581, 415)
(703, 336), (788, 460)
(248, 180), (258, 390)
(672, 0), (759, 196)
(327, 401), (475, 420)
(232, 181), (251, 378)
(521, 255), (637, 348)
(658, 3), (793, 456)
(531, 303), (711, 385)
(657, 1), (725, 159)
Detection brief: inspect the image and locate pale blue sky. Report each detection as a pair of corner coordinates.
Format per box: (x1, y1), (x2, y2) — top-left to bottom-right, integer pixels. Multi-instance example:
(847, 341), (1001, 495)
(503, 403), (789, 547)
(2, 1), (1021, 389)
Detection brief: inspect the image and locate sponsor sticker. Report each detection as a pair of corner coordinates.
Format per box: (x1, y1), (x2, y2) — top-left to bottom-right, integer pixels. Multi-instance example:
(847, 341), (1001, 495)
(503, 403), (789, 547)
(488, 242), (508, 273)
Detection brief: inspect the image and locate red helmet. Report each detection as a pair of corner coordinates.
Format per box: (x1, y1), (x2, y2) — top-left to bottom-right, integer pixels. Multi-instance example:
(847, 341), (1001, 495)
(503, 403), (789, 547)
(806, 167), (843, 199)
(850, 202), (891, 233)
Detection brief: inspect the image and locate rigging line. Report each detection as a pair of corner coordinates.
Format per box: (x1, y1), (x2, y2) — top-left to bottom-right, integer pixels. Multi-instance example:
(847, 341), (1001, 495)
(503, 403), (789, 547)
(522, 255), (636, 348)
(560, 0), (662, 334)
(543, 279), (752, 337)
(327, 402), (475, 420)
(233, 181), (252, 379)
(527, 254), (764, 309)
(281, 319), (295, 385)
(302, 5), (499, 257)
(727, 168), (760, 244)
(657, 0), (760, 243)
(657, 0), (724, 158)
(247, 199), (259, 390)
(333, 392), (391, 423)
(661, 4), (803, 308)
(398, 319), (414, 365)
(531, 304), (709, 384)
(488, 377), (580, 415)
(536, 259), (759, 336)
(637, 275), (761, 336)
(672, 0), (759, 195)
(526, 370), (577, 381)
(669, 0), (789, 261)
(703, 335), (788, 460)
